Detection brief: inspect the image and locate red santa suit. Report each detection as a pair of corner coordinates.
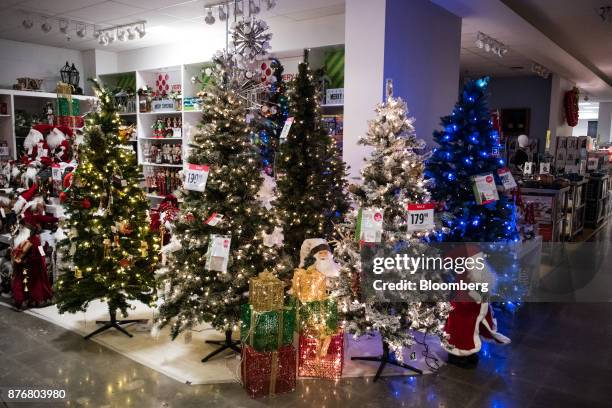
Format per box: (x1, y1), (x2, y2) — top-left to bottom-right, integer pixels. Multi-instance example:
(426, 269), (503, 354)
(443, 244), (510, 357)
(47, 126), (73, 163)
(11, 226), (54, 308)
(21, 124), (53, 166)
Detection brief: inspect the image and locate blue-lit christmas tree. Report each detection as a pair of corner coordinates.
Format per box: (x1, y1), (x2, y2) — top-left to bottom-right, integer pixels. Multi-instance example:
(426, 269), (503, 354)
(426, 77), (518, 243)
(425, 77), (518, 367)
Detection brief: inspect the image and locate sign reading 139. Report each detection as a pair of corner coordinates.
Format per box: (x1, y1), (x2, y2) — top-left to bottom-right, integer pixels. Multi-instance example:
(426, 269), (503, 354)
(406, 203), (435, 232)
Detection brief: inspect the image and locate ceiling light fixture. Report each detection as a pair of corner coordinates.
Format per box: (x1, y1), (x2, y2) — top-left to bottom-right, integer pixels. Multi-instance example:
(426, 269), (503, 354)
(265, 0), (277, 10)
(475, 31), (508, 58)
(117, 28), (126, 41)
(127, 27), (136, 40)
(59, 19), (68, 34)
(218, 4), (228, 21)
(205, 7), (215, 24)
(249, 0), (260, 15)
(234, 0), (244, 17)
(135, 23), (146, 38)
(531, 63), (550, 79)
(22, 17), (33, 29)
(76, 23), (86, 38)
(41, 18), (52, 33)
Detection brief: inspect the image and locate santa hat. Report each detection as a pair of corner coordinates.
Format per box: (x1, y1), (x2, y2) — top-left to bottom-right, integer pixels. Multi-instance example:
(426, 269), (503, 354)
(12, 183), (38, 215)
(299, 238), (331, 268)
(30, 124), (54, 139)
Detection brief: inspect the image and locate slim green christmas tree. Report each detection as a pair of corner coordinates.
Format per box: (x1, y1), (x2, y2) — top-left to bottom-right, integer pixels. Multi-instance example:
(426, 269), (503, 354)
(156, 53), (289, 361)
(275, 50), (349, 262)
(55, 80), (159, 339)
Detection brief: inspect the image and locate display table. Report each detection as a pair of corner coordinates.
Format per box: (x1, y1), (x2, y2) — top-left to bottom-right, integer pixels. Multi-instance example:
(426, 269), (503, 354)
(521, 186), (569, 242)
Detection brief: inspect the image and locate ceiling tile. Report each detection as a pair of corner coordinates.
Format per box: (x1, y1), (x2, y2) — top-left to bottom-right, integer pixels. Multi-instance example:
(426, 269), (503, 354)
(18, 0), (107, 15)
(64, 1), (144, 23)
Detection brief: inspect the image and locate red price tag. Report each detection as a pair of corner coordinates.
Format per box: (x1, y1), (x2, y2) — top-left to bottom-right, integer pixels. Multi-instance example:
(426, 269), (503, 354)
(406, 203), (435, 232)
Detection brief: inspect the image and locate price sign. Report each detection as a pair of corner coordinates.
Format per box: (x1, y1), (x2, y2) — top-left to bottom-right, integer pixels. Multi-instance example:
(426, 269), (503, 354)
(206, 234), (231, 273)
(52, 164), (62, 181)
(472, 174), (499, 205)
(523, 162), (534, 175)
(184, 164), (209, 192)
(539, 162), (551, 174)
(407, 203), (435, 232)
(204, 212), (224, 226)
(497, 168), (517, 191)
(279, 117), (294, 143)
(355, 208), (383, 243)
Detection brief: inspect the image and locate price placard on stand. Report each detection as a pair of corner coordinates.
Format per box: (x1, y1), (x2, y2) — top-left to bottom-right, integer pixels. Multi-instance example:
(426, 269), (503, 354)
(497, 168), (517, 191)
(184, 164), (209, 192)
(406, 203), (435, 232)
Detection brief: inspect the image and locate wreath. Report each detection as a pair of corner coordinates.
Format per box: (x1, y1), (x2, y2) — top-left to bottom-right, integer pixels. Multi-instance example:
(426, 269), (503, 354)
(564, 87), (579, 127)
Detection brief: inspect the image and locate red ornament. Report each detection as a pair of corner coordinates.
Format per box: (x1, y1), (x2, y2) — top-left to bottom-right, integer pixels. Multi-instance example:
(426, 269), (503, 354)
(119, 258), (130, 268)
(59, 191), (67, 203)
(63, 172), (74, 190)
(81, 199), (91, 209)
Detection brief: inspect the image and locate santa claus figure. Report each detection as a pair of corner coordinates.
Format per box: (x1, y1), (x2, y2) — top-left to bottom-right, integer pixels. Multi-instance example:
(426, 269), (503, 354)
(443, 244), (510, 368)
(11, 183), (38, 216)
(11, 219), (54, 309)
(21, 124), (52, 166)
(47, 126), (73, 163)
(299, 238), (340, 278)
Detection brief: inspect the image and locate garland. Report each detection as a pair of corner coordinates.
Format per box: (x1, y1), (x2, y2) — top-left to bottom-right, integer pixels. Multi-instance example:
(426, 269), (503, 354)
(564, 87), (579, 127)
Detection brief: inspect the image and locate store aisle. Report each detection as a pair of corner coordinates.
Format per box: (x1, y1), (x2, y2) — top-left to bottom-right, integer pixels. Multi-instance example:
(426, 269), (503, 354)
(1, 225), (612, 407)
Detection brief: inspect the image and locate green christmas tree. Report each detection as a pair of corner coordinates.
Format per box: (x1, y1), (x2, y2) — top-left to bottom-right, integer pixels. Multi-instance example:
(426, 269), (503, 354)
(275, 50), (349, 262)
(156, 53), (289, 358)
(54, 80), (159, 339)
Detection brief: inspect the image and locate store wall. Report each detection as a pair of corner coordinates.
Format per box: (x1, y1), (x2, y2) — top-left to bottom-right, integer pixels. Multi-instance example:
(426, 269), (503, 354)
(382, 0), (462, 147)
(572, 119), (590, 136)
(0, 38), (84, 92)
(597, 102), (612, 144)
(487, 76), (552, 151)
(113, 13), (345, 73)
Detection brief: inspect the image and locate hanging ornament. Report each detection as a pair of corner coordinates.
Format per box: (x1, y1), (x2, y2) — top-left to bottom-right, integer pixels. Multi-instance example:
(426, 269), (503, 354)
(81, 198), (91, 209)
(119, 258), (130, 268)
(140, 241), (149, 257)
(113, 235), (120, 247)
(103, 238), (111, 257)
(231, 18), (272, 65)
(74, 267), (82, 279)
(117, 220), (133, 235)
(59, 191), (68, 203)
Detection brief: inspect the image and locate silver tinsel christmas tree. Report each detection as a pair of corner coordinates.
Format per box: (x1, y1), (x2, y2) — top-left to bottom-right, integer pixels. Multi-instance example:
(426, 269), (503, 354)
(334, 80), (450, 361)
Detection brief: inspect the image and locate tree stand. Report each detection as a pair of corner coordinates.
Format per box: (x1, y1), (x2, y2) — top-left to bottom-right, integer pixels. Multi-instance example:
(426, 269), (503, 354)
(84, 308), (147, 340)
(351, 340), (423, 382)
(201, 329), (241, 362)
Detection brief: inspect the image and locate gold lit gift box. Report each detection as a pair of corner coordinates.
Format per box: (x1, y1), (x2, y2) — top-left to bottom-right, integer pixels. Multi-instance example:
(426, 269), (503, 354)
(291, 266), (327, 303)
(249, 270), (284, 312)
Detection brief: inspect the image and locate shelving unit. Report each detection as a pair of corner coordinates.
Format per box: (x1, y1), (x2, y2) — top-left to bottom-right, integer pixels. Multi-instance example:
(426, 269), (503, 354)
(564, 179), (587, 240)
(0, 89), (93, 160)
(99, 63), (208, 204)
(522, 186), (569, 242)
(585, 174), (609, 228)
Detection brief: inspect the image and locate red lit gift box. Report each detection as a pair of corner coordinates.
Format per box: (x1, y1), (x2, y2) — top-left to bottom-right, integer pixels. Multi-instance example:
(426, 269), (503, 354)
(298, 329), (344, 379)
(241, 344), (296, 399)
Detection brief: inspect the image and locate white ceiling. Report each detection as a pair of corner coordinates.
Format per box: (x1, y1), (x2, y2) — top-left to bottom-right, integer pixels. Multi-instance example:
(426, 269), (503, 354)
(0, 0), (345, 51)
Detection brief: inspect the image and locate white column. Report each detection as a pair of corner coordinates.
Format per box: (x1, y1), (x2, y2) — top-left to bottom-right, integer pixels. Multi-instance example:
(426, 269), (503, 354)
(597, 102), (612, 144)
(343, 0), (387, 181)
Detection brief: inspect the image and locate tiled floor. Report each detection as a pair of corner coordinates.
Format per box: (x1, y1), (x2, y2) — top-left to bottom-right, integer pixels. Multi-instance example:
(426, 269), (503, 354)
(1, 226), (612, 407)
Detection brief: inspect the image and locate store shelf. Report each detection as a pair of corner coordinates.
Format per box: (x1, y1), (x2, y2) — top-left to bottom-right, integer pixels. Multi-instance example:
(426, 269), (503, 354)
(119, 112), (137, 116)
(2, 89), (93, 100)
(139, 137), (182, 141)
(0, 114), (11, 117)
(141, 162), (183, 168)
(139, 111), (182, 115)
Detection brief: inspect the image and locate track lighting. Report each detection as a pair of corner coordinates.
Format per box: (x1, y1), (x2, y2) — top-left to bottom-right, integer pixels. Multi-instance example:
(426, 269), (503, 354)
(205, 7), (215, 24)
(234, 0), (244, 16)
(19, 11), (145, 45)
(475, 32), (508, 58)
(265, 0), (277, 10)
(531, 63), (550, 79)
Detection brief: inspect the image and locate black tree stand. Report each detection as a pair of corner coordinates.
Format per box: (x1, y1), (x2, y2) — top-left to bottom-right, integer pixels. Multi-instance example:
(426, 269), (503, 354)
(84, 307), (147, 340)
(201, 329), (241, 362)
(351, 340), (423, 382)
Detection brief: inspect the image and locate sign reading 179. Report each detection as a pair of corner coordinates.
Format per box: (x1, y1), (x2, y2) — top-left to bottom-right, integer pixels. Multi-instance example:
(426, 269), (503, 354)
(406, 203), (435, 232)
